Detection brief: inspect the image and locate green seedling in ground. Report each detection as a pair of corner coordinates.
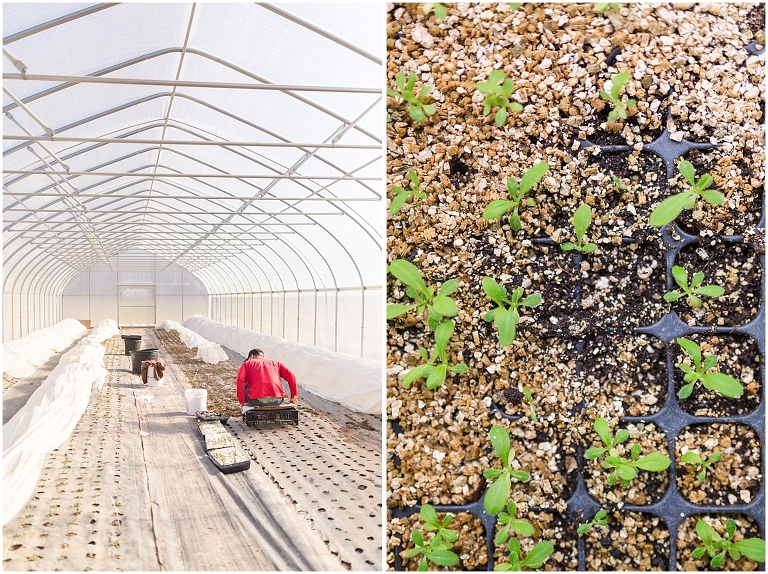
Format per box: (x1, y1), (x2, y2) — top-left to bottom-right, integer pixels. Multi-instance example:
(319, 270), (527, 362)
(406, 504), (459, 570)
(650, 160), (724, 227)
(387, 259), (458, 330)
(578, 508), (608, 536)
(664, 265), (725, 308)
(482, 277), (542, 346)
(676, 338), (743, 399)
(693, 518), (766, 568)
(611, 174), (627, 192)
(522, 386), (536, 422)
(561, 203), (598, 253)
(600, 71), (635, 122)
(401, 320), (468, 390)
(389, 170), (426, 215)
(422, 2), (447, 20)
(595, 2), (620, 12)
(484, 425), (530, 515)
(476, 69), (524, 126)
(494, 540), (554, 571)
(495, 500), (534, 545)
(680, 450), (722, 483)
(585, 417), (671, 487)
(388, 71), (436, 123)
(483, 162), (549, 230)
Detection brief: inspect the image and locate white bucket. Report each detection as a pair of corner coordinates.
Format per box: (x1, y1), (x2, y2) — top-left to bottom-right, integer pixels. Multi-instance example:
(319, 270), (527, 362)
(146, 365), (163, 387)
(185, 389), (207, 415)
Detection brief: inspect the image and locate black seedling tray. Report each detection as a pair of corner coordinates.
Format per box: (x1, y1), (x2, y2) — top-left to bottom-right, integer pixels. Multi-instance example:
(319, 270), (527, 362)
(243, 406), (299, 427)
(208, 451), (251, 474)
(391, 45), (765, 571)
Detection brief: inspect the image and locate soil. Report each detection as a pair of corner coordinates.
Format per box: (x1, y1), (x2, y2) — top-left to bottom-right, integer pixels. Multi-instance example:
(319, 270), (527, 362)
(672, 333), (762, 417)
(584, 511), (670, 571)
(676, 423), (762, 506)
(492, 510), (578, 571)
(676, 514), (763, 571)
(671, 241), (763, 327)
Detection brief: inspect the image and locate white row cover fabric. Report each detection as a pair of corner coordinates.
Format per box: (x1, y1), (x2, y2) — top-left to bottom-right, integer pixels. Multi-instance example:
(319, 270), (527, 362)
(3, 318), (88, 379)
(182, 316), (381, 415)
(3, 319), (120, 525)
(156, 319), (228, 364)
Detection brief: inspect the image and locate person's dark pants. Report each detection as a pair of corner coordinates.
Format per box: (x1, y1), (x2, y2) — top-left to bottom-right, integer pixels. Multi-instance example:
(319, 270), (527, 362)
(248, 396), (283, 407)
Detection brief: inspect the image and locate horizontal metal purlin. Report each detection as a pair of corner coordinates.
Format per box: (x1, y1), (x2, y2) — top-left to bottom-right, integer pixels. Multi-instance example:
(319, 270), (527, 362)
(2, 192), (379, 201)
(3, 209), (344, 215)
(2, 135), (382, 149)
(3, 73), (381, 93)
(11, 230), (294, 236)
(3, 4), (119, 44)
(4, 170), (380, 180)
(3, 221), (316, 226)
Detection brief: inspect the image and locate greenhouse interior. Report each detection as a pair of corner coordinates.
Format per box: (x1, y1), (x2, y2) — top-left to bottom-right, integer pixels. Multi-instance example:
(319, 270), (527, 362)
(2, 3), (383, 571)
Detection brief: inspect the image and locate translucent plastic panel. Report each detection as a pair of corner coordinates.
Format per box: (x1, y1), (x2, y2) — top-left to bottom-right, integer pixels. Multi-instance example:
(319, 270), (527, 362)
(336, 290), (362, 358)
(363, 288), (382, 361)
(315, 290), (337, 353)
(156, 295), (183, 323)
(156, 271), (183, 295)
(118, 285), (154, 307)
(3, 3), (98, 38)
(90, 271), (117, 295)
(118, 305), (154, 326)
(283, 292), (299, 342)
(90, 295), (117, 323)
(298, 292), (316, 346)
(62, 295), (89, 324)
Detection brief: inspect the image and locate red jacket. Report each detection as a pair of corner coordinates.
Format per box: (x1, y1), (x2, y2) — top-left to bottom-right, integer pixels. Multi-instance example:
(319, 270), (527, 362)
(236, 357), (297, 404)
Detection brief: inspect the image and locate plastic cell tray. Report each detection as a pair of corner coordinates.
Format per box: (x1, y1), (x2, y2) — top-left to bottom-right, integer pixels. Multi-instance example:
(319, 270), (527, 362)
(243, 405), (299, 428)
(390, 51), (765, 573)
(208, 448), (251, 474)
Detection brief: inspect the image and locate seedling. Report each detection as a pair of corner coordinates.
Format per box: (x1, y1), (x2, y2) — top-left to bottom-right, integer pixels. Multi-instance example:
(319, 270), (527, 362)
(650, 160), (724, 227)
(482, 277), (542, 346)
(494, 540), (554, 572)
(522, 386), (536, 422)
(483, 425), (530, 515)
(482, 162), (549, 230)
(389, 170), (426, 215)
(387, 71), (436, 123)
(406, 505), (459, 571)
(585, 417), (671, 487)
(664, 266), (725, 308)
(599, 71), (636, 122)
(401, 320), (468, 390)
(680, 450), (722, 483)
(475, 69), (523, 126)
(495, 500), (534, 546)
(578, 508), (608, 536)
(387, 259), (458, 330)
(611, 174), (627, 192)
(422, 2), (447, 20)
(595, 2), (620, 12)
(676, 338), (743, 399)
(561, 203), (598, 253)
(693, 518), (765, 568)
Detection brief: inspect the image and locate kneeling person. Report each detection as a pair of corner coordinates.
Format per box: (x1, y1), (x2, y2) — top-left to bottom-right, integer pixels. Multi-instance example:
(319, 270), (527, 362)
(236, 348), (298, 413)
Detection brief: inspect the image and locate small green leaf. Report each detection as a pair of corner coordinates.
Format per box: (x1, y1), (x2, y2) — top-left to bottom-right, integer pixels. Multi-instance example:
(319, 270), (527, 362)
(632, 452), (671, 472)
(510, 519), (534, 537)
(509, 211), (521, 231)
(485, 308), (498, 322)
(607, 108), (619, 123)
(402, 364), (429, 387)
(412, 529), (425, 546)
(406, 547), (422, 558)
(678, 382), (695, 399)
(680, 451), (704, 465)
(695, 285), (725, 297)
(439, 279), (459, 297)
(692, 546), (707, 559)
(434, 320), (454, 353)
(614, 463), (638, 481)
(510, 470), (529, 482)
(711, 551), (726, 568)
(671, 265), (688, 289)
(678, 160), (696, 185)
(489, 424), (511, 465)
(677, 338), (701, 368)
(696, 520), (713, 544)
(387, 303), (416, 319)
(425, 364), (447, 389)
(561, 242), (576, 251)
(389, 193), (409, 215)
(690, 271), (705, 288)
(423, 104), (436, 117)
(708, 451), (722, 463)
(432, 295), (458, 318)
(582, 243), (598, 253)
(496, 305), (519, 346)
(484, 468), (503, 480)
(733, 538), (766, 563)
(484, 200), (516, 220)
(519, 162), (549, 195)
(396, 71), (406, 92)
(522, 541), (554, 568)
(483, 276), (508, 304)
(725, 518), (736, 540)
(664, 292), (684, 302)
(409, 105), (425, 123)
(585, 447), (607, 459)
(389, 259), (427, 293)
(701, 372), (743, 397)
(594, 418), (612, 447)
(426, 549), (459, 567)
(578, 523), (591, 535)
(696, 173), (714, 191)
(650, 191), (693, 227)
(484, 471), (511, 515)
(420, 504), (438, 526)
(521, 294), (542, 308)
(451, 363), (468, 374)
(698, 188), (724, 206)
(495, 107), (507, 126)
(630, 443), (641, 460)
(702, 354), (718, 371)
(573, 203), (592, 242)
(614, 429), (629, 445)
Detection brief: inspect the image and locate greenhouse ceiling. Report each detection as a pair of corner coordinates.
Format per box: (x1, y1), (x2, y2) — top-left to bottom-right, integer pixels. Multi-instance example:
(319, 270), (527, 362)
(2, 3), (383, 297)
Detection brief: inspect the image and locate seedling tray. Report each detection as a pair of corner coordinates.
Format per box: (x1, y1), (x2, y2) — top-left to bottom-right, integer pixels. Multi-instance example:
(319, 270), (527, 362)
(390, 46), (765, 573)
(243, 405), (299, 428)
(196, 421), (250, 473)
(208, 447), (251, 474)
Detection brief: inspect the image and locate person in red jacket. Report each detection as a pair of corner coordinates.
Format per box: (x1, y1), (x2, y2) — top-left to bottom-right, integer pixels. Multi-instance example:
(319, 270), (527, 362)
(236, 349), (298, 411)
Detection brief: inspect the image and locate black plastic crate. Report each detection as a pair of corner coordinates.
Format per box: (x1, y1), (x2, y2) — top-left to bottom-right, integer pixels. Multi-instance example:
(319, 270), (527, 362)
(243, 406), (299, 427)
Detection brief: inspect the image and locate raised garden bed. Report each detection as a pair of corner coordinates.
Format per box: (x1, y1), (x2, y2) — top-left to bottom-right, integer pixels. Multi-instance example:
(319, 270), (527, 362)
(386, 3), (765, 571)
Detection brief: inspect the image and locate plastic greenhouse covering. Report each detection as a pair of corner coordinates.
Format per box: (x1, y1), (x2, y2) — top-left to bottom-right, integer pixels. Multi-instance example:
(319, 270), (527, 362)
(3, 3), (384, 362)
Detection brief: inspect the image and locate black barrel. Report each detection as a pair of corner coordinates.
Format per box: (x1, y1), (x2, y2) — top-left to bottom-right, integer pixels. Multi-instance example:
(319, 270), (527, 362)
(121, 335), (142, 356)
(130, 348), (159, 375)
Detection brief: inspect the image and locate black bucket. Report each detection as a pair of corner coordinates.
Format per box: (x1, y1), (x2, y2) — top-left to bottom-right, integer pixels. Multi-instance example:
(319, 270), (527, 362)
(121, 335), (142, 356)
(130, 348), (158, 375)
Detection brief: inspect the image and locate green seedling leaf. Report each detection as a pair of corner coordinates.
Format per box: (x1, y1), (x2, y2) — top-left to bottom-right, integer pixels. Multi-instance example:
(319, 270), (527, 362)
(521, 294), (542, 307)
(678, 160), (696, 185)
(496, 305), (518, 346)
(484, 468), (503, 480)
(420, 504), (438, 526)
(510, 519), (534, 537)
(510, 470), (529, 482)
(425, 364), (447, 389)
(701, 372), (743, 397)
(522, 540), (554, 568)
(672, 265), (688, 288)
(633, 452), (671, 472)
(426, 549), (459, 566)
(412, 529), (425, 546)
(733, 539), (766, 563)
(519, 162), (549, 194)
(390, 260), (427, 293)
(483, 200), (516, 220)
(695, 285), (725, 297)
(677, 338), (701, 368)
(439, 279), (459, 297)
(594, 417), (612, 447)
(680, 451), (704, 465)
(484, 471), (510, 515)
(585, 447), (607, 459)
(696, 520), (713, 544)
(614, 429), (630, 444)
(650, 191), (693, 227)
(573, 203), (592, 242)
(431, 295), (458, 318)
(403, 364), (430, 387)
(490, 424), (511, 465)
(483, 276), (508, 304)
(387, 303), (416, 319)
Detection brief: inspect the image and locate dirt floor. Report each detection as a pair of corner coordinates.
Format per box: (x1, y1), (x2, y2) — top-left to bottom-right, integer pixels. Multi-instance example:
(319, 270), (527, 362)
(3, 328), (382, 571)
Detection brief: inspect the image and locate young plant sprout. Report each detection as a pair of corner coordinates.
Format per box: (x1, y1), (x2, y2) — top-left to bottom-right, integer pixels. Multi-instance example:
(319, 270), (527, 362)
(611, 174), (627, 192)
(585, 417), (671, 487)
(595, 2), (620, 12)
(482, 277), (542, 346)
(561, 203), (598, 253)
(599, 71), (636, 122)
(387, 71), (436, 123)
(475, 69), (524, 126)
(422, 2), (447, 20)
(495, 540), (554, 572)
(387, 259), (458, 330)
(522, 386), (536, 422)
(482, 162), (549, 230)
(484, 425), (530, 515)
(664, 265), (725, 308)
(401, 320), (468, 390)
(578, 508), (608, 536)
(495, 500), (534, 546)
(405, 504), (459, 571)
(676, 338), (743, 399)
(389, 170), (426, 215)
(680, 450), (722, 483)
(650, 160), (724, 227)
(693, 518), (766, 568)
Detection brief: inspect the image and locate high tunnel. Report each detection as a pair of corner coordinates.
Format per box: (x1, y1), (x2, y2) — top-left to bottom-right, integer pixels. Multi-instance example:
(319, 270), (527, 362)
(3, 3), (383, 361)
